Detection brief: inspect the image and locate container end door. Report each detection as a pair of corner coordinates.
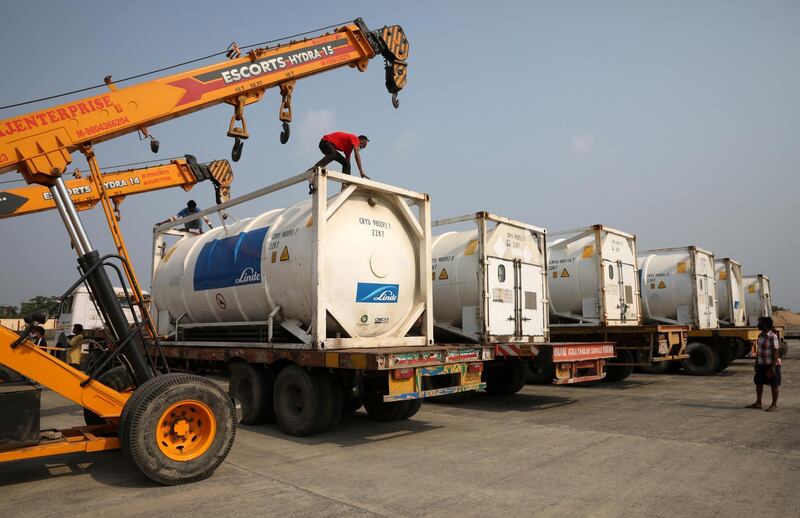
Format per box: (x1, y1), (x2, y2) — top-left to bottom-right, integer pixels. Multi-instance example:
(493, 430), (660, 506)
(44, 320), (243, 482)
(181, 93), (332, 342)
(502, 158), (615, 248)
(520, 262), (544, 337)
(486, 257), (516, 336)
(620, 262), (639, 323)
(601, 260), (621, 324)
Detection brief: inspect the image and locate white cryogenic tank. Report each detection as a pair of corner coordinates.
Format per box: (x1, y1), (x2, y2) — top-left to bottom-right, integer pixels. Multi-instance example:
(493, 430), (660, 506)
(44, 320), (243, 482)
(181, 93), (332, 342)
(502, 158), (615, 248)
(153, 190), (424, 344)
(743, 274), (773, 326)
(431, 212), (547, 343)
(547, 225), (640, 326)
(715, 258), (746, 327)
(638, 246), (718, 329)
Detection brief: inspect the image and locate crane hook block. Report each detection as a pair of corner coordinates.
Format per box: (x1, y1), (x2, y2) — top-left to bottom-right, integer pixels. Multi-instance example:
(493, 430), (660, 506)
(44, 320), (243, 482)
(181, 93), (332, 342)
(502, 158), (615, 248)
(280, 121), (290, 144)
(231, 137), (244, 162)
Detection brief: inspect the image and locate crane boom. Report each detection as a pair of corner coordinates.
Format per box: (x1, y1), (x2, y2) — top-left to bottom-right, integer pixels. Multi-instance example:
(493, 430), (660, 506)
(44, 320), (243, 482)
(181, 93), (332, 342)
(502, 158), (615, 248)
(0, 156), (233, 219)
(0, 19), (409, 184)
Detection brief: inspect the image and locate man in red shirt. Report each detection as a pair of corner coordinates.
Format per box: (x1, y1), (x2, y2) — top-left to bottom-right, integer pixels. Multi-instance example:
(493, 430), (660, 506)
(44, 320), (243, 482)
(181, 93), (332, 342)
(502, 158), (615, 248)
(313, 132), (369, 178)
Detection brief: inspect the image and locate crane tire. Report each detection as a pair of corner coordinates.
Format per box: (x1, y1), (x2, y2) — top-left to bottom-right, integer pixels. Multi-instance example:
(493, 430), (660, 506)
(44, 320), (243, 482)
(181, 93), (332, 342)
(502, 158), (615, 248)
(119, 373), (236, 485)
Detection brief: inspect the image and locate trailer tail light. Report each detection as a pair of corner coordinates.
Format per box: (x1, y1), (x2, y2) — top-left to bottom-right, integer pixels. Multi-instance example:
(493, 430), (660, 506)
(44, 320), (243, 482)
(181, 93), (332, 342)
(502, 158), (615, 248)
(467, 362), (483, 374)
(392, 368), (414, 380)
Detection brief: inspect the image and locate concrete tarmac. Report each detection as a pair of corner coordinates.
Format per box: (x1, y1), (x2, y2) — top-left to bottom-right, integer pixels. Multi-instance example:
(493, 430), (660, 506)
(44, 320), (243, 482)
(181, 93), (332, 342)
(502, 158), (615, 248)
(1, 347), (797, 517)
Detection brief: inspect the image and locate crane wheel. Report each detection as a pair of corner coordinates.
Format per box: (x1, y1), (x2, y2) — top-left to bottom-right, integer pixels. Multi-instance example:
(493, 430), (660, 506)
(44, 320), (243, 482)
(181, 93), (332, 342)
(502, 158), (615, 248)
(119, 373), (236, 485)
(84, 365), (134, 426)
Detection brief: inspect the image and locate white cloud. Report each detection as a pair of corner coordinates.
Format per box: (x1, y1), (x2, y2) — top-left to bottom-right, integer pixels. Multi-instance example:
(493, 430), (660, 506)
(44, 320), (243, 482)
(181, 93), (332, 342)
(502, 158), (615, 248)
(570, 134), (595, 158)
(295, 108), (336, 157)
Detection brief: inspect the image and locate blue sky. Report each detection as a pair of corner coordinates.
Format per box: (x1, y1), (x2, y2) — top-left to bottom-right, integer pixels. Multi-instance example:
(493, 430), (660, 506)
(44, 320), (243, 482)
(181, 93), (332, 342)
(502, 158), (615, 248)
(0, 0), (798, 309)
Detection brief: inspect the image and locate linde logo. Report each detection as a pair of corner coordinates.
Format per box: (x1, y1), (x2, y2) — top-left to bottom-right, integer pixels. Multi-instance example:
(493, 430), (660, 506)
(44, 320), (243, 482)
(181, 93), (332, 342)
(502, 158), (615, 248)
(234, 267), (261, 285)
(356, 283), (400, 304)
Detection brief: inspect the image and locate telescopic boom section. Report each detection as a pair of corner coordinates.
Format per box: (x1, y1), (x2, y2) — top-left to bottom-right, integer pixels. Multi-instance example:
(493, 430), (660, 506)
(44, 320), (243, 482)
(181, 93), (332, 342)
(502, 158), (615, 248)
(0, 156), (233, 219)
(0, 19), (409, 184)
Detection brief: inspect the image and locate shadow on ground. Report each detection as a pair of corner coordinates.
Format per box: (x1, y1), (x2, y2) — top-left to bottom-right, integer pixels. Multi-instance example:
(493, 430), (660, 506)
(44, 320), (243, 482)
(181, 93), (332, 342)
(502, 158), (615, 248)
(0, 451), (154, 489)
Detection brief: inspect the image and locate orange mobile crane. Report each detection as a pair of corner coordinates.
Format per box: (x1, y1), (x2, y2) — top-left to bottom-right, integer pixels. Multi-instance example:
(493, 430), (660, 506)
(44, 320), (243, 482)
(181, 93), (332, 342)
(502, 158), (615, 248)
(0, 18), (408, 485)
(0, 155), (233, 221)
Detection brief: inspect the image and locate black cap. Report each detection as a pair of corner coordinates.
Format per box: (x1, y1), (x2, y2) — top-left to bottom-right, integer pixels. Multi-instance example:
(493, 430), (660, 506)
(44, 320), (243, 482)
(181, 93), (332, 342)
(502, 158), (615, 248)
(358, 135), (369, 142)
(187, 200), (197, 208)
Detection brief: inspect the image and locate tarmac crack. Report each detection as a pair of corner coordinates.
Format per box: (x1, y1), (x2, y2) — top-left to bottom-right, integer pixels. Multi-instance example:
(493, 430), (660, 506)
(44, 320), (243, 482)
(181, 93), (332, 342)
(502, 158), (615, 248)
(224, 459), (388, 517)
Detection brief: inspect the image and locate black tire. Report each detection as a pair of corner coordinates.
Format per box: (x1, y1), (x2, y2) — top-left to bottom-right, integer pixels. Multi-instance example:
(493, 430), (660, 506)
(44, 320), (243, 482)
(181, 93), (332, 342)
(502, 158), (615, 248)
(638, 360), (673, 374)
(604, 349), (634, 382)
(119, 373), (236, 486)
(736, 340), (752, 358)
(681, 342), (720, 375)
(363, 397), (422, 422)
(524, 356), (555, 385)
(318, 371), (343, 432)
(84, 365), (134, 426)
(273, 366), (336, 436)
(716, 344), (735, 372)
(483, 360), (527, 396)
(342, 387), (363, 415)
(229, 362), (274, 425)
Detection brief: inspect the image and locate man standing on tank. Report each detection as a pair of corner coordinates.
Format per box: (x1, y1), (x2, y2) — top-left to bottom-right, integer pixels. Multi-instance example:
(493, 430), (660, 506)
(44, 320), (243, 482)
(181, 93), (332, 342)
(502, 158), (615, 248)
(312, 132), (370, 179)
(747, 316), (781, 411)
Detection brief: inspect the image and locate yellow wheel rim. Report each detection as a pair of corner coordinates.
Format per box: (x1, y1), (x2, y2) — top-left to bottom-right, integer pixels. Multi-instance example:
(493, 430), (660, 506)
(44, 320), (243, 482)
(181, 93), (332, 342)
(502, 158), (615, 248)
(156, 399), (216, 461)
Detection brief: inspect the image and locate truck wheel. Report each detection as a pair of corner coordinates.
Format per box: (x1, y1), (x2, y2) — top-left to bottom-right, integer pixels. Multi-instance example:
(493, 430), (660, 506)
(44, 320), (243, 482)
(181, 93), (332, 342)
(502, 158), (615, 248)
(342, 387), (363, 415)
(229, 362), (274, 425)
(524, 356), (555, 385)
(736, 340), (752, 358)
(273, 366), (333, 436)
(604, 349), (634, 382)
(84, 365), (134, 426)
(363, 397), (422, 422)
(119, 373), (236, 485)
(318, 372), (343, 432)
(484, 360), (527, 396)
(681, 342), (719, 375)
(639, 360), (673, 374)
(716, 344), (735, 372)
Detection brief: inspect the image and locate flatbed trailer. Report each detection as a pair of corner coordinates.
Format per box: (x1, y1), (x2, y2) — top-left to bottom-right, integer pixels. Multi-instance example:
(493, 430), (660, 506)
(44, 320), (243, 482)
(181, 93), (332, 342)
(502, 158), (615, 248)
(149, 169), (494, 436)
(548, 324), (688, 381)
(156, 340), (492, 398)
(494, 341), (615, 388)
(429, 212), (614, 395)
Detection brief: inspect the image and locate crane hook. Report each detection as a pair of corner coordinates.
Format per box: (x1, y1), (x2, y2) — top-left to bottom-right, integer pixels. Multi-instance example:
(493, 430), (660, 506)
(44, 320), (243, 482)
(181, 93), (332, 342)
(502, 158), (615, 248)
(280, 121), (291, 144)
(231, 137), (244, 162)
(391, 93), (400, 109)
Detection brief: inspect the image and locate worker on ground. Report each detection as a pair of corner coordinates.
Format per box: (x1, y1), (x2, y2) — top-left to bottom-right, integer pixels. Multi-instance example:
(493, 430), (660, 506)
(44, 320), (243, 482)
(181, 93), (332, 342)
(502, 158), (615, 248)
(29, 325), (47, 349)
(158, 200), (213, 234)
(747, 316), (781, 412)
(66, 324), (85, 369)
(312, 132), (370, 179)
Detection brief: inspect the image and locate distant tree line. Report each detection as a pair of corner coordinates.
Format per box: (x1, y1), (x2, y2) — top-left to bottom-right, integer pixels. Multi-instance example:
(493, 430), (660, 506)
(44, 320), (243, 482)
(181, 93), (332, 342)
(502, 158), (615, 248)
(0, 296), (61, 319)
